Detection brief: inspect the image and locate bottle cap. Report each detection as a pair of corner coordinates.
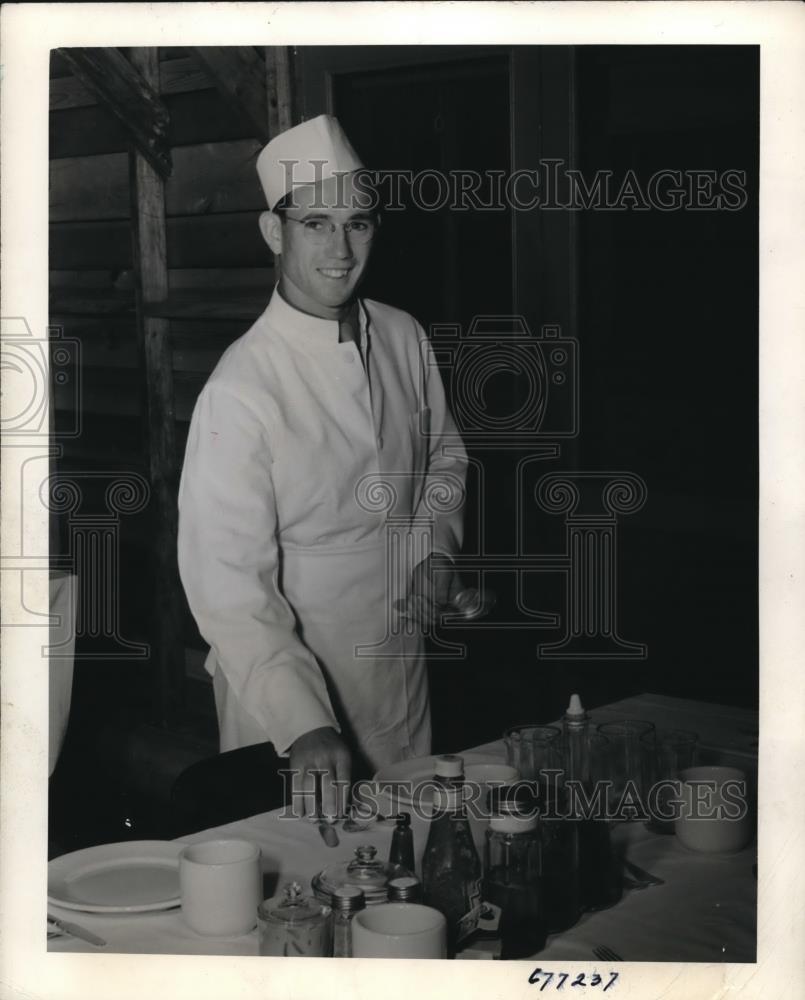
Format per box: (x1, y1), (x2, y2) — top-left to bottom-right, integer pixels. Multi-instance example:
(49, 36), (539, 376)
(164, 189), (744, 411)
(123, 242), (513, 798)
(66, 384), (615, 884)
(394, 812), (411, 828)
(566, 693), (585, 718)
(488, 782), (539, 816)
(387, 876), (421, 902)
(434, 754), (464, 778)
(389, 876), (419, 890)
(331, 886), (366, 912)
(489, 812), (539, 834)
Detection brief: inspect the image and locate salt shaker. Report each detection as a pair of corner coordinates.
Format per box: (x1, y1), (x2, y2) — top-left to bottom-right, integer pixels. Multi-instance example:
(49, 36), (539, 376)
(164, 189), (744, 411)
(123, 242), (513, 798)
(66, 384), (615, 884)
(331, 886), (366, 957)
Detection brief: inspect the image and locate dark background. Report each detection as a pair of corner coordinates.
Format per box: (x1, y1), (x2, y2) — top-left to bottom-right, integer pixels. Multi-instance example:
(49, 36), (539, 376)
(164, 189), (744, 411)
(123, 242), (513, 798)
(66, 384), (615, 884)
(48, 45), (758, 851)
(329, 46), (758, 749)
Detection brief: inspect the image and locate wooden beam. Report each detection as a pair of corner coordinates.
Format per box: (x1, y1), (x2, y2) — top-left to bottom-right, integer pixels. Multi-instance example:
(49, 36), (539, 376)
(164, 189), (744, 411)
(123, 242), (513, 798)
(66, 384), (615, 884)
(50, 212), (271, 270)
(127, 47), (185, 725)
(192, 47), (270, 143)
(265, 46), (296, 137)
(143, 288), (270, 322)
(51, 56), (215, 112)
(50, 139), (264, 223)
(56, 47), (172, 178)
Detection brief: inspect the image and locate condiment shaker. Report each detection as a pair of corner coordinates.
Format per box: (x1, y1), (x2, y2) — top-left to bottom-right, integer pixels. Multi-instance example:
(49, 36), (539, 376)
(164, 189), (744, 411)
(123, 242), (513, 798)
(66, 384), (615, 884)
(331, 885), (366, 957)
(387, 875), (422, 903)
(258, 881), (332, 956)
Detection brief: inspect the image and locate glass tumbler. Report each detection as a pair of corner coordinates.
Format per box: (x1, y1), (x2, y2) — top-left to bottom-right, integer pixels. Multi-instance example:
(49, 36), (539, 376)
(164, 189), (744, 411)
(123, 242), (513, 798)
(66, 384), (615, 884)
(595, 720), (656, 818)
(642, 729), (698, 833)
(504, 725), (563, 785)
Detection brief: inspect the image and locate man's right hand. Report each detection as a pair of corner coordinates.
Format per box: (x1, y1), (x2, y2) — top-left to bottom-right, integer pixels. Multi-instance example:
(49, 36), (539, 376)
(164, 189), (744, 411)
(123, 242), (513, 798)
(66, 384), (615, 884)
(289, 726), (351, 820)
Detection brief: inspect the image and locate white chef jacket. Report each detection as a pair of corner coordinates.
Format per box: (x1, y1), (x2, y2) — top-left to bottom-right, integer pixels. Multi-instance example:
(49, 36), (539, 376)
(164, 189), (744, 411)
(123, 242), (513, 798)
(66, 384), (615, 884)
(178, 290), (467, 773)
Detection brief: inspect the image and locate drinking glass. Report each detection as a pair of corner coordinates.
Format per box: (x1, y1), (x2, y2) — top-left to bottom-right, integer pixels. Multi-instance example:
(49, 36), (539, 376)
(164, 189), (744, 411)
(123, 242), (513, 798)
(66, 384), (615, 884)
(504, 725), (562, 784)
(642, 729), (698, 833)
(595, 720), (656, 818)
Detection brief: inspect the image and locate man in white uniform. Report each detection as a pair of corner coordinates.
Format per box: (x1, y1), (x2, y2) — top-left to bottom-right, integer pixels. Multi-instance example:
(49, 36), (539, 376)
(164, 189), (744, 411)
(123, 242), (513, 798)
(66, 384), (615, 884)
(178, 116), (467, 817)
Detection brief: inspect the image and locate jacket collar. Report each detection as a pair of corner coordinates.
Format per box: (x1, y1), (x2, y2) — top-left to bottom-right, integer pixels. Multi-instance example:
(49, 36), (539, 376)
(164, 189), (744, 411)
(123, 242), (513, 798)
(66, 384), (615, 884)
(265, 286), (369, 347)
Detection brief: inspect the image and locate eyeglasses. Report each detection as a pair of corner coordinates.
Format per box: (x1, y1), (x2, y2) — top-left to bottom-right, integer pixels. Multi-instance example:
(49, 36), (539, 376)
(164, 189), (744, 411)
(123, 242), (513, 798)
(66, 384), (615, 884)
(284, 215), (378, 245)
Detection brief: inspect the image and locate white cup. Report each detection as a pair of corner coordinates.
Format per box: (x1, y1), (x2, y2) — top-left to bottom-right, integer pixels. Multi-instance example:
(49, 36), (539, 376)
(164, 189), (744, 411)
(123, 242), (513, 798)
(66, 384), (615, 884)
(179, 839), (261, 936)
(674, 766), (753, 854)
(352, 903), (447, 958)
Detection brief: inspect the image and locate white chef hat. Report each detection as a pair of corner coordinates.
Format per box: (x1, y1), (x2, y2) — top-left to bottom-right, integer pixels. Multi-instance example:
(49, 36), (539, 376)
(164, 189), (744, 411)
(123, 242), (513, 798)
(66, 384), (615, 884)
(256, 114), (364, 210)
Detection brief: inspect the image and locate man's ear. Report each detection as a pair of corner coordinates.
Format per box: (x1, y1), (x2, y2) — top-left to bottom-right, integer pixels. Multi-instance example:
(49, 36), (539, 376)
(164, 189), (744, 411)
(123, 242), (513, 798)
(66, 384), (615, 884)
(259, 211), (283, 256)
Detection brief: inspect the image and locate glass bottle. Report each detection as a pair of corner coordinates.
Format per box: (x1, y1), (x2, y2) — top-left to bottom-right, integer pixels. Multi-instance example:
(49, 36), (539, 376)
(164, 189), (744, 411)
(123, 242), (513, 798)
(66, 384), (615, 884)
(257, 881), (332, 956)
(388, 812), (415, 873)
(538, 773), (582, 933)
(483, 795), (546, 959)
(331, 886), (365, 958)
(387, 875), (422, 903)
(421, 784), (482, 957)
(562, 694), (622, 912)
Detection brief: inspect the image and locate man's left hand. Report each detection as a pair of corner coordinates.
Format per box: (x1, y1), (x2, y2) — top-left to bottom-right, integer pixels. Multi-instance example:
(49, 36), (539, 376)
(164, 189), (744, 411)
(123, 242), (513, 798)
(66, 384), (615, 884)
(395, 553), (462, 628)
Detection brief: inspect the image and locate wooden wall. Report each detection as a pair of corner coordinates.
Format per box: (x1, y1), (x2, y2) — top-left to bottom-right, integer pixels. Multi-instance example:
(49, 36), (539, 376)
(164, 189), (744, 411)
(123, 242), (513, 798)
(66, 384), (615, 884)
(49, 47), (281, 725)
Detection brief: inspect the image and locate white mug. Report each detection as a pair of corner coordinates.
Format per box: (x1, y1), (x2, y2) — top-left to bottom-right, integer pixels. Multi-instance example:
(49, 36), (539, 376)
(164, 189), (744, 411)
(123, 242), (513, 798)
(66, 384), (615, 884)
(352, 903), (447, 958)
(180, 839), (262, 936)
(674, 766), (753, 854)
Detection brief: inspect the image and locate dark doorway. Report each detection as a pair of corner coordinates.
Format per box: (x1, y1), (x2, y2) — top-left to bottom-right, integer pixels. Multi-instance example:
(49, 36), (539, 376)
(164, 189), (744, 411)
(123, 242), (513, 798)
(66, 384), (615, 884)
(333, 56), (513, 334)
(333, 56), (517, 752)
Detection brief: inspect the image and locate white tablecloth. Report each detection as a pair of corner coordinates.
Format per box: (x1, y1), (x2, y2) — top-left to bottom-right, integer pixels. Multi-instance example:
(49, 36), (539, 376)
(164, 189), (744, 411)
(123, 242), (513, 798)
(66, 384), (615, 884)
(47, 694), (758, 961)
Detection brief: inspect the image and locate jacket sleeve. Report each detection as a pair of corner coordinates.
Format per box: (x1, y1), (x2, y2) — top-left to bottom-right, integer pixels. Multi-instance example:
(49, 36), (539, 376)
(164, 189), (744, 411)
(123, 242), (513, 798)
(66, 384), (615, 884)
(177, 380), (340, 755)
(413, 326), (468, 560)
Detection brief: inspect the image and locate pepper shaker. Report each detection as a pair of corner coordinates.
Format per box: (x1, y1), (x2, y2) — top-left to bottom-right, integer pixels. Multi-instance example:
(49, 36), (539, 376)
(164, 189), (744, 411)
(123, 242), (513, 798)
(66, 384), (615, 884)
(331, 886), (366, 957)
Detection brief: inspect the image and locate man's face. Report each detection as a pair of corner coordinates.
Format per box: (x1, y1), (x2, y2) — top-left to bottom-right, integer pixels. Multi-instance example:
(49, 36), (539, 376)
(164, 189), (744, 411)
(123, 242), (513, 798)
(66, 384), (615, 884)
(272, 173), (375, 318)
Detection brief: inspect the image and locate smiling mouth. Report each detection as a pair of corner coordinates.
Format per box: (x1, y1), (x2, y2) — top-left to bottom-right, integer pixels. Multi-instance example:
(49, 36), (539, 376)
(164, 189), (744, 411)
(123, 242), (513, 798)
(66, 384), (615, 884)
(318, 268), (353, 279)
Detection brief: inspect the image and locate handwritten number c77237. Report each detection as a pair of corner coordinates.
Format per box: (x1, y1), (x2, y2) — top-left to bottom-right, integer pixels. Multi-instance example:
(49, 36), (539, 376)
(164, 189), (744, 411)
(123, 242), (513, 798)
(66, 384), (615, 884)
(528, 969), (619, 990)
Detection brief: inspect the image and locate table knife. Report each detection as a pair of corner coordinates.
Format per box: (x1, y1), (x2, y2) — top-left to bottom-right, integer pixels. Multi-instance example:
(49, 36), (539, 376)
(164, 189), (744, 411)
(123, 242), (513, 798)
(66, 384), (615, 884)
(315, 819), (340, 848)
(47, 914), (107, 947)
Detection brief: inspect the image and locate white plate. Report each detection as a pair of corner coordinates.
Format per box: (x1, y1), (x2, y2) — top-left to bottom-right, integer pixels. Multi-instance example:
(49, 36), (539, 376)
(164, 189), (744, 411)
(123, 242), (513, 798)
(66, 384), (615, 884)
(48, 840), (186, 913)
(372, 752), (508, 807)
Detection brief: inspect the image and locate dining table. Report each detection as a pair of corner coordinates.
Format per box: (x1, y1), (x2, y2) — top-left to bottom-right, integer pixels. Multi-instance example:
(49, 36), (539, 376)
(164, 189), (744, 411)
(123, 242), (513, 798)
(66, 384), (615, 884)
(46, 692), (758, 962)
